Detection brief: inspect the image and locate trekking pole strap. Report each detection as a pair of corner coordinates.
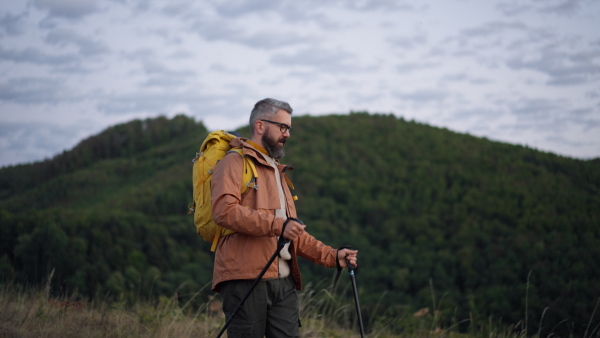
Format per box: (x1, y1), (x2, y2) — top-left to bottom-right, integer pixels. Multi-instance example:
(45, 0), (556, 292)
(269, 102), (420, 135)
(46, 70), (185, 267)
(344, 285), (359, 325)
(333, 245), (353, 289)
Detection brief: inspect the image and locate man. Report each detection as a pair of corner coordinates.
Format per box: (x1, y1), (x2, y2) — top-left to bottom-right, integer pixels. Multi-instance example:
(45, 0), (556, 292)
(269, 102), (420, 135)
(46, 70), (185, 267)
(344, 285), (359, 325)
(211, 98), (358, 337)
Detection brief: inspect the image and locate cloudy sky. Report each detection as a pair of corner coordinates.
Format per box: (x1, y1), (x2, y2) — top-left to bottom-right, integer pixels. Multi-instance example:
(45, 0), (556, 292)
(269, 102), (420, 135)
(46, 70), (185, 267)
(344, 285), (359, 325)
(1, 0), (599, 167)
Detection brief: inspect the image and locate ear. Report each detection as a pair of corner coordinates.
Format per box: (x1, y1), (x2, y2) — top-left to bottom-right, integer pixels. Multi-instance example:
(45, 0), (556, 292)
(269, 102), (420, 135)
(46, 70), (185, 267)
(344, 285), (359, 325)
(254, 119), (265, 136)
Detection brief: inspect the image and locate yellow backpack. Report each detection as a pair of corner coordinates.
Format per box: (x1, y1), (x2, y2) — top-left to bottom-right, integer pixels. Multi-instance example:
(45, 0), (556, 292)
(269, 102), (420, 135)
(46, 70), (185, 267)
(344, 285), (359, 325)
(188, 130), (258, 251)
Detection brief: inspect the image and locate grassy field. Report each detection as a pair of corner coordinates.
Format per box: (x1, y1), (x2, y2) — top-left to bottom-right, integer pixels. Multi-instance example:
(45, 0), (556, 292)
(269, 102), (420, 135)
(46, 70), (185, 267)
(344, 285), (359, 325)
(0, 283), (441, 337)
(1, 279), (595, 337)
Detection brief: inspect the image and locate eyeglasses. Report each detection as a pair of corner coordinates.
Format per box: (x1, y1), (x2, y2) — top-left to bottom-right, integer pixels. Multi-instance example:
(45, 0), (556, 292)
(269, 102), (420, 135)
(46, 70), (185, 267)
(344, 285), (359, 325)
(260, 119), (293, 133)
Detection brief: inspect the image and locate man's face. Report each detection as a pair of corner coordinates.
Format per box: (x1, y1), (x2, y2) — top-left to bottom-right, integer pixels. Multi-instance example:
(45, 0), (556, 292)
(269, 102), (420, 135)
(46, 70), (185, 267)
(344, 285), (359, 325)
(261, 109), (291, 159)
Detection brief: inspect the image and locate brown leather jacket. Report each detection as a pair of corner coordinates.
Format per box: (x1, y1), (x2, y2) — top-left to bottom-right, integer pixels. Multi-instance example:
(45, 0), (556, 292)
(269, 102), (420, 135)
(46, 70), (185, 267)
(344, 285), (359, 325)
(211, 138), (338, 291)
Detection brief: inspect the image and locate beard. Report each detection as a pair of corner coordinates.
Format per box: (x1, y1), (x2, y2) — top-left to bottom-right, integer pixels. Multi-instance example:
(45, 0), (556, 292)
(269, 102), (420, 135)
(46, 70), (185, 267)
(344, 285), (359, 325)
(262, 128), (286, 159)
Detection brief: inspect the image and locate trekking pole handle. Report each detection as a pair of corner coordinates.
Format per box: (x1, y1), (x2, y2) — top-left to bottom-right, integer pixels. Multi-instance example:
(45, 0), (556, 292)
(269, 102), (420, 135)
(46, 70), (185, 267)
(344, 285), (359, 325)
(280, 218), (303, 245)
(340, 245), (357, 272)
(345, 257), (357, 272)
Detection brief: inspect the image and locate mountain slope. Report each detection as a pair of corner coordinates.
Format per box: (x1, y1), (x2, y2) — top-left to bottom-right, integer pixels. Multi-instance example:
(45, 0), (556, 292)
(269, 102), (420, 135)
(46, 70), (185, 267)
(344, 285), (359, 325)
(1, 113), (598, 336)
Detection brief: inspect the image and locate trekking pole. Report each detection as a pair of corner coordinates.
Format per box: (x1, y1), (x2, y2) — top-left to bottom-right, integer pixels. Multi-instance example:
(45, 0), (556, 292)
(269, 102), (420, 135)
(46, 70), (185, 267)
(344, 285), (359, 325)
(346, 257), (366, 338)
(216, 218), (301, 338)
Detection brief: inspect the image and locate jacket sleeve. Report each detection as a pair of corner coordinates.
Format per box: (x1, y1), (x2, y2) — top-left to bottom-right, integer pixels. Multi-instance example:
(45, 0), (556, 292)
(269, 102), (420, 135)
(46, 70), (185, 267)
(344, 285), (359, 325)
(295, 231), (338, 268)
(211, 152), (285, 237)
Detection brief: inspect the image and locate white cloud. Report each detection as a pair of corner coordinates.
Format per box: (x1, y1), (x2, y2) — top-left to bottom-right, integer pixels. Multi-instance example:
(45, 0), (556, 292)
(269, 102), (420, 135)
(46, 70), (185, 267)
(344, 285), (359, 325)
(0, 12), (27, 36)
(44, 28), (109, 56)
(0, 76), (68, 104)
(537, 0), (585, 16)
(508, 48), (600, 86)
(395, 89), (451, 104)
(271, 47), (372, 74)
(33, 0), (100, 20)
(0, 45), (80, 67)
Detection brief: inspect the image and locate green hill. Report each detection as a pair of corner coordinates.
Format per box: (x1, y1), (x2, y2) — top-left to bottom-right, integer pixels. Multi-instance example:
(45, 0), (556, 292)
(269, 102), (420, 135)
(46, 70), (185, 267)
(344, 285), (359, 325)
(1, 113), (598, 336)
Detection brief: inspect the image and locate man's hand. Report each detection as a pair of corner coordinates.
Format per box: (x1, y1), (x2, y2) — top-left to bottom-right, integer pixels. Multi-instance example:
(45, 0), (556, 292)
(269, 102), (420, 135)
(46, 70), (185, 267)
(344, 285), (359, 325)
(282, 219), (306, 240)
(338, 248), (358, 268)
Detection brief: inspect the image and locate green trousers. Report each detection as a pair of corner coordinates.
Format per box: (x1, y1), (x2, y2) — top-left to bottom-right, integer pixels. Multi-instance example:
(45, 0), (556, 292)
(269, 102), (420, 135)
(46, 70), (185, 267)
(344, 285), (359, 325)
(217, 276), (300, 338)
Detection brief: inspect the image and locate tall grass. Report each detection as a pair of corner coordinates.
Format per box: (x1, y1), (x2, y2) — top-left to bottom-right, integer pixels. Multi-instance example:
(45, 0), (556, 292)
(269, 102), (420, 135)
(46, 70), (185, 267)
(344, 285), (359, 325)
(0, 274), (222, 337)
(1, 277), (597, 337)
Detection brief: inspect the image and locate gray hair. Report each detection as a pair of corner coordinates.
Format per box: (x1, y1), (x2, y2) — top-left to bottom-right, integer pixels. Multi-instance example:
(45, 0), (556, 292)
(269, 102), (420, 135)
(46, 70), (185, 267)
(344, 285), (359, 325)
(249, 98), (293, 135)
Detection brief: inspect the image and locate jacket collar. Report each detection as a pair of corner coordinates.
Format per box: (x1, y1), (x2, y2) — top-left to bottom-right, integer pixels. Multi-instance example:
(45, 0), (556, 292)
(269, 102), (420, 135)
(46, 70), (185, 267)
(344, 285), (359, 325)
(230, 137), (280, 166)
(246, 140), (268, 156)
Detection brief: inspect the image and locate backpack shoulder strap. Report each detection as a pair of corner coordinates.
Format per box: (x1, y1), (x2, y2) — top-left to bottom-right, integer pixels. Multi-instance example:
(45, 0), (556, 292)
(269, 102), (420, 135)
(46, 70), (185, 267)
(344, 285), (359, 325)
(228, 148), (259, 193)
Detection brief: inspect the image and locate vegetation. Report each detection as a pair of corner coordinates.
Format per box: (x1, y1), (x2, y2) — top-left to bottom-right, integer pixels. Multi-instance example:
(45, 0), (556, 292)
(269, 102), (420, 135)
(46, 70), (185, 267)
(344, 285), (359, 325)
(1, 279), (574, 337)
(1, 113), (599, 337)
(0, 279), (221, 337)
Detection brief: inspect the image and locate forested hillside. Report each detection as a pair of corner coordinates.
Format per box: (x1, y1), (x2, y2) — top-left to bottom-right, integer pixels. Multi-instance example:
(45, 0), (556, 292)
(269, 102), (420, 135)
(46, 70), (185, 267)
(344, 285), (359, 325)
(1, 113), (598, 336)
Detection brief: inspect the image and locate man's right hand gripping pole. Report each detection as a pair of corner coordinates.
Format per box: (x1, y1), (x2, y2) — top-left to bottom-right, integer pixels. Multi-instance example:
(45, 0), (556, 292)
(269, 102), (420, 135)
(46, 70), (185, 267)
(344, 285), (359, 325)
(281, 218), (305, 242)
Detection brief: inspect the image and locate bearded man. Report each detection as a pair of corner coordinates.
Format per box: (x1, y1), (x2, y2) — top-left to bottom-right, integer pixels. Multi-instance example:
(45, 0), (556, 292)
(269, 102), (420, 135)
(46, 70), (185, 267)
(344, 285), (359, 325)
(210, 98), (358, 337)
